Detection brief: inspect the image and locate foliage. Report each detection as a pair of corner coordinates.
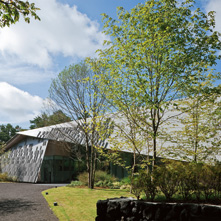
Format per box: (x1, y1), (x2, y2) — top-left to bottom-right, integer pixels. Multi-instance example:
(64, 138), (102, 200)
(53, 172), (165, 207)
(78, 170), (116, 187)
(43, 187), (133, 221)
(0, 0), (40, 27)
(29, 110), (71, 129)
(0, 172), (16, 182)
(49, 59), (109, 189)
(154, 162), (179, 200)
(97, 0), (221, 168)
(138, 170), (158, 201)
(130, 161), (221, 203)
(0, 124), (21, 145)
(77, 171), (88, 185)
(94, 180), (113, 188)
(120, 176), (131, 186)
(95, 170), (116, 183)
(66, 180), (83, 187)
(164, 87), (221, 163)
(131, 175), (143, 200)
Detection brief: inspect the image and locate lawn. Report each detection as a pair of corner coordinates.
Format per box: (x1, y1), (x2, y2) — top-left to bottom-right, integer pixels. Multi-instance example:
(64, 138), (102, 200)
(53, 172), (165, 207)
(42, 187), (133, 221)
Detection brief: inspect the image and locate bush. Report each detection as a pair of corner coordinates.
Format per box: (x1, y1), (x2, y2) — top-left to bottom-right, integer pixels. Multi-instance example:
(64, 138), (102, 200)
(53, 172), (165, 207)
(77, 172), (88, 185)
(95, 170), (116, 183)
(67, 180), (83, 187)
(0, 173), (15, 182)
(120, 177), (131, 186)
(131, 175), (143, 200)
(154, 163), (179, 201)
(176, 162), (193, 200)
(213, 162), (221, 199)
(139, 171), (157, 201)
(77, 170), (116, 187)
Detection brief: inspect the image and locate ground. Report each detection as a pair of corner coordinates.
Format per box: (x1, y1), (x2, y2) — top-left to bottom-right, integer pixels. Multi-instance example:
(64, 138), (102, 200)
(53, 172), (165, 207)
(0, 183), (58, 221)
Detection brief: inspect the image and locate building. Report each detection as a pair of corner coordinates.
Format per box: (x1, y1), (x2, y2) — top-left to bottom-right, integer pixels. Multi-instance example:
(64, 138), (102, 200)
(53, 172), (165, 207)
(1, 106), (220, 183)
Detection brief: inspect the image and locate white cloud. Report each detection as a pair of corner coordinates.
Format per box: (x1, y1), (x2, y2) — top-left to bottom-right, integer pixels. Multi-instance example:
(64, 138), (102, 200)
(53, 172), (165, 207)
(0, 61), (55, 85)
(205, 0), (221, 33)
(0, 82), (45, 127)
(0, 0), (107, 81)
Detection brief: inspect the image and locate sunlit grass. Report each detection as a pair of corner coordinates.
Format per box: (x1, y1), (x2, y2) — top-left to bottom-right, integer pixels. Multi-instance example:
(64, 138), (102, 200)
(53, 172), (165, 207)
(42, 187), (133, 221)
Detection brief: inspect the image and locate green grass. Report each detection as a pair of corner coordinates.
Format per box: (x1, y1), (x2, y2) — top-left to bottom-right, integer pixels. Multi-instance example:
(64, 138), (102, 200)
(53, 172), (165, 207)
(42, 187), (133, 221)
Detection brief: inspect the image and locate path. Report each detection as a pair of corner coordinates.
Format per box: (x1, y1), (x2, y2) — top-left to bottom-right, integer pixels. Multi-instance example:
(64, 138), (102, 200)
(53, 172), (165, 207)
(0, 183), (58, 221)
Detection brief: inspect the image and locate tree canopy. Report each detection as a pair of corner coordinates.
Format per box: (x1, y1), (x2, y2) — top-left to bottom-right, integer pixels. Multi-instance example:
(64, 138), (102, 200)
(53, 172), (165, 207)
(0, 123), (20, 145)
(0, 0), (40, 27)
(29, 110), (71, 129)
(49, 60), (108, 189)
(98, 0), (221, 167)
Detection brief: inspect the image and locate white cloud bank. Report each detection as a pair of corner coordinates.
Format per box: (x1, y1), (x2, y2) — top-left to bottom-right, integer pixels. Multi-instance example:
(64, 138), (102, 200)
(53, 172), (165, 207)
(0, 82), (44, 127)
(206, 0), (221, 33)
(0, 0), (107, 84)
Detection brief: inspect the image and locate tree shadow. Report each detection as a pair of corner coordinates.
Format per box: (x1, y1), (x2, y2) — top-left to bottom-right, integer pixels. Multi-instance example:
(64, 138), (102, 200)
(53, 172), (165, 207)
(0, 198), (36, 215)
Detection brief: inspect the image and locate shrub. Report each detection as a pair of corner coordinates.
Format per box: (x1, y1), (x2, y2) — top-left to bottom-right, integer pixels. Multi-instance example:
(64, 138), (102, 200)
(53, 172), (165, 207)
(213, 162), (221, 199)
(200, 164), (216, 200)
(176, 162), (193, 200)
(120, 177), (131, 186)
(77, 170), (116, 187)
(67, 180), (83, 187)
(131, 175), (143, 200)
(154, 162), (179, 201)
(95, 170), (116, 183)
(94, 180), (114, 188)
(0, 173), (15, 182)
(139, 170), (157, 201)
(77, 171), (88, 185)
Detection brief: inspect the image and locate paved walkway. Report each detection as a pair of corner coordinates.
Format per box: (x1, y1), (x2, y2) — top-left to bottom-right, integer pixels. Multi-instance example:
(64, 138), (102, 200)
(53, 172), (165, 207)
(0, 183), (58, 221)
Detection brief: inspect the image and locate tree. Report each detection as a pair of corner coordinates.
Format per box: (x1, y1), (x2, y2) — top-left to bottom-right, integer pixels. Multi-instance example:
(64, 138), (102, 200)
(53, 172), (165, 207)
(164, 86), (221, 163)
(0, 123), (21, 145)
(0, 0), (40, 27)
(29, 110), (71, 129)
(49, 60), (108, 189)
(97, 0), (221, 168)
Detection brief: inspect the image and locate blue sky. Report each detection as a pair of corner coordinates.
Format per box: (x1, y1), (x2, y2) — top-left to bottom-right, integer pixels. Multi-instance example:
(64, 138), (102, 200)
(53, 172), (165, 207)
(0, 0), (220, 129)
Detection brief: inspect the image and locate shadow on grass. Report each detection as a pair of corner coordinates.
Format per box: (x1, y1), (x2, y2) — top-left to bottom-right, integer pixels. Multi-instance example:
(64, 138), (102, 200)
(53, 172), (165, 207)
(0, 198), (36, 215)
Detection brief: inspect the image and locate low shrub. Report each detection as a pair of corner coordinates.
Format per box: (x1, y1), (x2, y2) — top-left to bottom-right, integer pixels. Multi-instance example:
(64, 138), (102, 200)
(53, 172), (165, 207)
(139, 170), (158, 201)
(130, 161), (221, 203)
(77, 172), (88, 185)
(0, 173), (15, 182)
(67, 180), (83, 187)
(95, 170), (116, 183)
(77, 170), (117, 187)
(154, 163), (179, 201)
(120, 177), (131, 186)
(131, 175), (143, 200)
(94, 180), (114, 188)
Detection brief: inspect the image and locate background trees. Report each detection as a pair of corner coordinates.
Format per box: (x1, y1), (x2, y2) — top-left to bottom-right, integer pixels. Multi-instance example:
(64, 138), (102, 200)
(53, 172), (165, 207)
(0, 0), (40, 27)
(0, 123), (20, 144)
(98, 0), (221, 168)
(49, 60), (108, 189)
(29, 110), (71, 129)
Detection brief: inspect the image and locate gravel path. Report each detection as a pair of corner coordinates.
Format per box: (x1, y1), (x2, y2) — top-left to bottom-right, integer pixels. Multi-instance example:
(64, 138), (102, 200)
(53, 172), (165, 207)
(0, 183), (58, 221)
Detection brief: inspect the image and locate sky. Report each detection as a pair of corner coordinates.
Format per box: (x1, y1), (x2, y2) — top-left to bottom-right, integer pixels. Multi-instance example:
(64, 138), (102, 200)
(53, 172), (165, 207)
(0, 0), (221, 129)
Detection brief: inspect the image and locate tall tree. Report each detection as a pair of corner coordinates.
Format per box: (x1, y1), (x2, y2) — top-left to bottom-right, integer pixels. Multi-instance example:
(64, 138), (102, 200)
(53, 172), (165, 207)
(0, 0), (40, 27)
(49, 60), (107, 189)
(98, 0), (221, 168)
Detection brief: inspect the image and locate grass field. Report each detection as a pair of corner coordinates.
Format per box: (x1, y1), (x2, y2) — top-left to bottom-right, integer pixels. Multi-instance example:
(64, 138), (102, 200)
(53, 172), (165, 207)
(42, 187), (133, 221)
